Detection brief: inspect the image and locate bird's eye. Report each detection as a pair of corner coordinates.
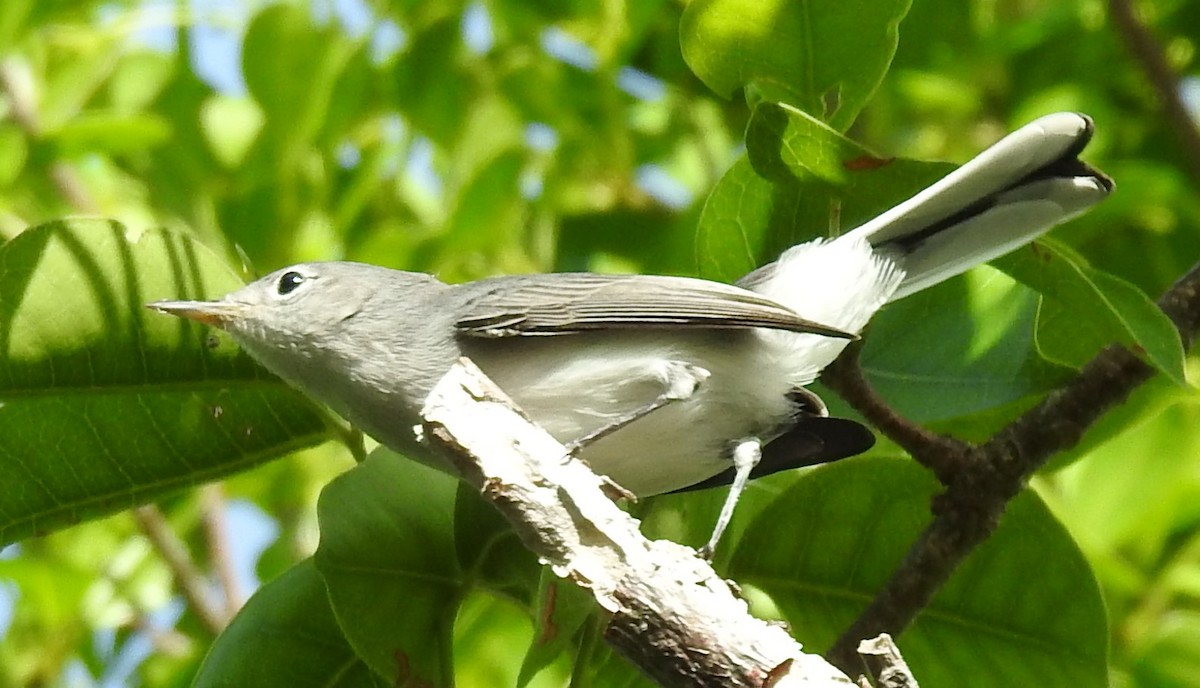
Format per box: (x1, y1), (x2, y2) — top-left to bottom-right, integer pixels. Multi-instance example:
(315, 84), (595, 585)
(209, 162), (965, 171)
(276, 271), (306, 295)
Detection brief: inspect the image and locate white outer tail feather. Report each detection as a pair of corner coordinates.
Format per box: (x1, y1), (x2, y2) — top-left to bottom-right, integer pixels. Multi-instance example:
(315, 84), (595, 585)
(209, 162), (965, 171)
(742, 112), (1112, 384)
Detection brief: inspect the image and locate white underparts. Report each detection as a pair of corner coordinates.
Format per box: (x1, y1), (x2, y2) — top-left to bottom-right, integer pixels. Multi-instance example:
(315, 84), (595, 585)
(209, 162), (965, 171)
(747, 235), (905, 386)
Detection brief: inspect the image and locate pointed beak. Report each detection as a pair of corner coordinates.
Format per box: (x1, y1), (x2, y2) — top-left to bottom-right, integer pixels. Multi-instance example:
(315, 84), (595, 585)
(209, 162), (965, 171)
(146, 299), (248, 329)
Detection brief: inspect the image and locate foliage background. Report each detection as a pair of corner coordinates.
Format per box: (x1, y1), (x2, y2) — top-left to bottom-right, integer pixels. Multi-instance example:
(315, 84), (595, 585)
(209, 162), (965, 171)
(1, 0), (1199, 686)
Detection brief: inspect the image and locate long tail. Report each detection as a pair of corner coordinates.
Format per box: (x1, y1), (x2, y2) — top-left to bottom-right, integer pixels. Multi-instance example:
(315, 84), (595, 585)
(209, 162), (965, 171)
(846, 112), (1113, 300)
(738, 113), (1113, 385)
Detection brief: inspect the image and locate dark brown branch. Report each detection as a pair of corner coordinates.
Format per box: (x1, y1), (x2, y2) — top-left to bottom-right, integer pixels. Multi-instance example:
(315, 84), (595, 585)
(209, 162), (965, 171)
(825, 4), (1200, 670)
(1108, 0), (1200, 185)
(821, 342), (972, 483)
(823, 259), (1200, 670)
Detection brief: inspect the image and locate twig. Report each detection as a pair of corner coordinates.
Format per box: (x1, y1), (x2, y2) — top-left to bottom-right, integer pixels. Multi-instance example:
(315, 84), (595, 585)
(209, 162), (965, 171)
(133, 505), (228, 635)
(0, 58), (99, 213)
(199, 483), (244, 617)
(856, 635), (918, 688)
(421, 358), (860, 688)
(821, 342), (972, 483)
(822, 259), (1200, 669)
(1108, 0), (1200, 184)
(823, 4), (1200, 664)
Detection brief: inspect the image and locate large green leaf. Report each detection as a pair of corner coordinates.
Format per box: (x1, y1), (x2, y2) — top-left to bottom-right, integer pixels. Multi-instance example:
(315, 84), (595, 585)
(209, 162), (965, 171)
(730, 456), (1108, 688)
(315, 448), (463, 686)
(679, 0), (910, 129)
(0, 219), (327, 544)
(242, 4), (361, 138)
(858, 266), (1071, 423)
(194, 559), (385, 688)
(391, 16), (479, 148)
(993, 238), (1187, 385)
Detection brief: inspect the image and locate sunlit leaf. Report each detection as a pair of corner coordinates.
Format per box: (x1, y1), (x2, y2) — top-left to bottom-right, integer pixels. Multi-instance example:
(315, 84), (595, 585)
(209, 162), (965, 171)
(0, 219), (327, 544)
(696, 103), (951, 283)
(680, 0), (910, 129)
(52, 111), (172, 155)
(994, 238), (1187, 385)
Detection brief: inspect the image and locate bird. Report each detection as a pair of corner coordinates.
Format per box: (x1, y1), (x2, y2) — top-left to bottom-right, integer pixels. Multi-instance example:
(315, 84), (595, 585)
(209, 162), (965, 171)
(150, 112), (1112, 555)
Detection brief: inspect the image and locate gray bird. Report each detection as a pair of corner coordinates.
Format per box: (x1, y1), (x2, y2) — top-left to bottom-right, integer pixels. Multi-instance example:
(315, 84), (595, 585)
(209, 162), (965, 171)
(151, 112), (1112, 555)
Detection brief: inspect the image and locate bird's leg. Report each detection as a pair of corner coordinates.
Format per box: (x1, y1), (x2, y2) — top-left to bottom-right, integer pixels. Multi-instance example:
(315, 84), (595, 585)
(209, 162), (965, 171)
(563, 361), (709, 453)
(698, 438), (762, 559)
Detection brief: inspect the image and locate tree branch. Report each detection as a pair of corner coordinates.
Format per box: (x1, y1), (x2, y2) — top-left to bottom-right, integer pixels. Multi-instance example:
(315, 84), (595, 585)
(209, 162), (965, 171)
(0, 58), (99, 213)
(133, 505), (229, 635)
(823, 8), (1200, 660)
(822, 259), (1200, 670)
(856, 634), (918, 688)
(420, 358), (866, 688)
(199, 483), (244, 618)
(1108, 0), (1200, 184)
(821, 343), (972, 483)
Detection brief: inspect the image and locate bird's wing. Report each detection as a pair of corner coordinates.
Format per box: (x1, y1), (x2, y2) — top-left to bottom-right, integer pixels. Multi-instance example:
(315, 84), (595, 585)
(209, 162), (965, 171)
(453, 273), (854, 339)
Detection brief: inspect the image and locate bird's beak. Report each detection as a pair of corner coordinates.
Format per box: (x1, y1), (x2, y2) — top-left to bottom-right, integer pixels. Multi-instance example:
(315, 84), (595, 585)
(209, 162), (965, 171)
(147, 299), (247, 329)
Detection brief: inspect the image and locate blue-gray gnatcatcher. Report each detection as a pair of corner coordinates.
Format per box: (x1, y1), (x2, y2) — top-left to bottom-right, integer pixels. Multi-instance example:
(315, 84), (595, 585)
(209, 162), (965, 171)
(150, 113), (1112, 555)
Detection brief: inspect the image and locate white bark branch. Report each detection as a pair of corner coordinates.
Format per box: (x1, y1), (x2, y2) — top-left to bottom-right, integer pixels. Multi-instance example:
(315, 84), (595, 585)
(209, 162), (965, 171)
(857, 634), (919, 688)
(419, 358), (858, 688)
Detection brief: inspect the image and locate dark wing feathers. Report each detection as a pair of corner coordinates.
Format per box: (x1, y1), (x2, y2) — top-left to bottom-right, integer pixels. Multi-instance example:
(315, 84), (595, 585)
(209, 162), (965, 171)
(453, 273), (853, 339)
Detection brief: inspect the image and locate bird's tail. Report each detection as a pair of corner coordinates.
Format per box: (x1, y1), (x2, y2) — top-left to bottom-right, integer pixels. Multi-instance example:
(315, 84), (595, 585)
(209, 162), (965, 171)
(737, 113), (1114, 385)
(845, 112), (1113, 300)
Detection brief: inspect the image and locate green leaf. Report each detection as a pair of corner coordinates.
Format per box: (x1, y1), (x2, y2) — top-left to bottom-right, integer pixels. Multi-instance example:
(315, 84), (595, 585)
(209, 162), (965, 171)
(859, 266), (1071, 423)
(993, 238), (1187, 385)
(426, 147), (532, 279)
(51, 111), (172, 156)
(1130, 609), (1200, 686)
(517, 574), (594, 687)
(679, 0), (911, 129)
(454, 483), (540, 605)
(315, 448), (462, 686)
(241, 4), (362, 181)
(242, 4), (355, 125)
(0, 124), (27, 187)
(194, 559), (385, 688)
(0, 0), (35, 49)
(0, 219), (327, 544)
(747, 102), (866, 185)
(1046, 402), (1200, 560)
(391, 17), (478, 148)
(695, 104), (952, 282)
(730, 456), (1109, 688)
(107, 50), (175, 113)
(200, 95), (265, 169)
(38, 40), (121, 132)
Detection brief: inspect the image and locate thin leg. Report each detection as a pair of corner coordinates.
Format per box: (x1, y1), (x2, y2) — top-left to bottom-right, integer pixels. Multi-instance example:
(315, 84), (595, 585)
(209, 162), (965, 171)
(564, 361), (709, 453)
(698, 439), (762, 559)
